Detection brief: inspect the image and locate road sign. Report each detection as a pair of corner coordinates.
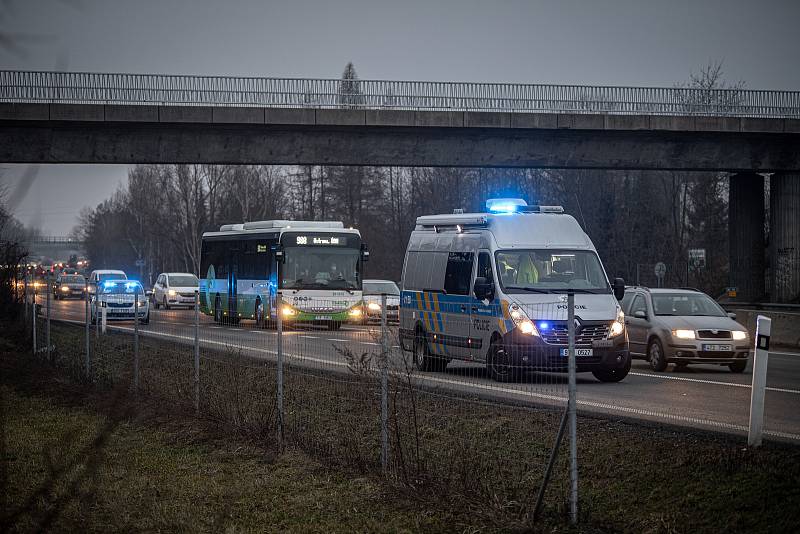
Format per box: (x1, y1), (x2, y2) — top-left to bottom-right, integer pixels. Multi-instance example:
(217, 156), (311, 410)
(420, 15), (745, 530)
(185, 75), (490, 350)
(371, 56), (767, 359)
(135, 259), (145, 267)
(688, 249), (706, 269)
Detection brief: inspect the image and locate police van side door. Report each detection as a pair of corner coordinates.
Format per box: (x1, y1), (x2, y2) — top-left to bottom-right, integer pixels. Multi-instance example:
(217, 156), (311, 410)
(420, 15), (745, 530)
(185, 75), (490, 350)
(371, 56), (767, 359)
(470, 250), (497, 361)
(441, 251), (475, 359)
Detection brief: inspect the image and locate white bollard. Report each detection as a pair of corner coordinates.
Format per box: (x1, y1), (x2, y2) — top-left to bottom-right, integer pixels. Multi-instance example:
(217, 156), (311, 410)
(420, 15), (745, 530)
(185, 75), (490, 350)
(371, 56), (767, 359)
(748, 315), (771, 447)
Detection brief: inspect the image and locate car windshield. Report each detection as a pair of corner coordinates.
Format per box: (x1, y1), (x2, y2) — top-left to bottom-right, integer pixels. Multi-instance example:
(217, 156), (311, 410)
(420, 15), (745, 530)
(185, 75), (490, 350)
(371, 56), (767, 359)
(168, 275), (198, 287)
(652, 293), (726, 317)
(495, 249), (610, 293)
(63, 275), (85, 283)
(364, 281), (400, 295)
(101, 281), (142, 294)
(98, 272), (126, 283)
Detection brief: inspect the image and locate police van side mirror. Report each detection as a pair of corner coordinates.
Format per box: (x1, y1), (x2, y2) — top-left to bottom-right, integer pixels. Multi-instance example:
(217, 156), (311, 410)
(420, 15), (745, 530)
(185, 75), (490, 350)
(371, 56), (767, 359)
(473, 277), (493, 300)
(613, 278), (625, 301)
(361, 244), (370, 262)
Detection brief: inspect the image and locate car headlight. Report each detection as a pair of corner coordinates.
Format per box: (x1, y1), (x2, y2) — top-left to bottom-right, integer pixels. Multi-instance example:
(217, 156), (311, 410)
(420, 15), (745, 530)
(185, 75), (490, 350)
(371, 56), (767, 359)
(282, 306), (296, 317)
(509, 304), (539, 336)
(609, 309), (625, 338)
(732, 330), (748, 341)
(168, 289), (176, 296)
(367, 302), (381, 311)
(61, 286), (70, 291)
(349, 307), (362, 317)
(672, 329), (696, 340)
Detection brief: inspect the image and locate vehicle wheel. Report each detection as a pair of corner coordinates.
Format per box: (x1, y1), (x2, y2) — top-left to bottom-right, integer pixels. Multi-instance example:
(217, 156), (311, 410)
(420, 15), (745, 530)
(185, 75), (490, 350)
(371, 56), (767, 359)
(729, 360), (747, 373)
(213, 296), (222, 323)
(648, 338), (668, 372)
(674, 362), (688, 371)
(163, 297), (170, 310)
(592, 355), (631, 383)
(255, 299), (266, 328)
(487, 338), (518, 382)
(413, 329), (446, 372)
(327, 321), (342, 331)
(153, 296), (160, 310)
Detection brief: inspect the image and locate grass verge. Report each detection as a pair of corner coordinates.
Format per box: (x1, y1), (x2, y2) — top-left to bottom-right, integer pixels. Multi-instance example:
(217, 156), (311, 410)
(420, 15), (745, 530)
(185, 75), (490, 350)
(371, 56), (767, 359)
(3, 320), (800, 532)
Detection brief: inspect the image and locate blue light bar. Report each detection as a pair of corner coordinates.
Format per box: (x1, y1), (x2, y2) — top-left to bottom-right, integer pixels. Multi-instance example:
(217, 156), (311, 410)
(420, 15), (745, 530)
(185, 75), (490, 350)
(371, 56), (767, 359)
(486, 198), (528, 213)
(538, 321), (550, 330)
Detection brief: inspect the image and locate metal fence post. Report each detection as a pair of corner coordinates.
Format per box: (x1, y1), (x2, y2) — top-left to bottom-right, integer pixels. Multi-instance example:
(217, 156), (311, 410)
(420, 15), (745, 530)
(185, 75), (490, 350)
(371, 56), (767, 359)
(134, 287), (139, 393)
(46, 274), (51, 362)
(194, 290), (200, 415)
(567, 290), (578, 525)
(380, 293), (389, 473)
(748, 315), (771, 447)
(276, 292), (284, 448)
(31, 286), (36, 355)
(85, 279), (90, 379)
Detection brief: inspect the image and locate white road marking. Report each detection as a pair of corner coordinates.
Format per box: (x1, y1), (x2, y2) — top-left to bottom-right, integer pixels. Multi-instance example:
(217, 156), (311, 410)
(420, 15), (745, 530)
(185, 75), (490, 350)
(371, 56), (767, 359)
(771, 351), (800, 357)
(629, 372), (800, 395)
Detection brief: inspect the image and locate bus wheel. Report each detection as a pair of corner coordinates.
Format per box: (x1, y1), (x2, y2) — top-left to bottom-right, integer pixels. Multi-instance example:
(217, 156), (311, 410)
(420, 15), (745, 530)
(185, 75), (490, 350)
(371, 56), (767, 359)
(255, 299), (266, 329)
(213, 296), (222, 323)
(487, 338), (518, 382)
(327, 321), (342, 331)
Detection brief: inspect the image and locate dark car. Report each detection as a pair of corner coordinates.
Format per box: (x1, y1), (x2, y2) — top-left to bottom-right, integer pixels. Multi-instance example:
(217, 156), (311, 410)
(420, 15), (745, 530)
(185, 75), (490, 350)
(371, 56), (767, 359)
(53, 273), (87, 300)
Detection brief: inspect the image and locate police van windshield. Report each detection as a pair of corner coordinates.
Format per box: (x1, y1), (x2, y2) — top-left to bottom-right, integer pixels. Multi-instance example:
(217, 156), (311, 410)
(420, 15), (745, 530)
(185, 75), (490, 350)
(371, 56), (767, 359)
(496, 250), (610, 293)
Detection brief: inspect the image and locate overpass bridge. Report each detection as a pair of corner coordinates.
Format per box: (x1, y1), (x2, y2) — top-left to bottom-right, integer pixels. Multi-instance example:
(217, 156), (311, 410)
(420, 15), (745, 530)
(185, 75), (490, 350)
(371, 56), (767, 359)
(1, 71), (798, 302)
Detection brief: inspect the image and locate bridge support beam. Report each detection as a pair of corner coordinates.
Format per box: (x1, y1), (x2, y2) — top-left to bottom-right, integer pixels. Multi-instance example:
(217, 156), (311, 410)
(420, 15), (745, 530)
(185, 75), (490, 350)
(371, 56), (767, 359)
(769, 173), (800, 303)
(729, 173), (766, 301)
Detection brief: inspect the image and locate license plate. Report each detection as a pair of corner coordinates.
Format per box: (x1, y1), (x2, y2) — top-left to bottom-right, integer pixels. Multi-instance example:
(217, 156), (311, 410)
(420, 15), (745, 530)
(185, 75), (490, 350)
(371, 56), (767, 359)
(703, 344), (732, 351)
(315, 315), (332, 321)
(560, 348), (593, 357)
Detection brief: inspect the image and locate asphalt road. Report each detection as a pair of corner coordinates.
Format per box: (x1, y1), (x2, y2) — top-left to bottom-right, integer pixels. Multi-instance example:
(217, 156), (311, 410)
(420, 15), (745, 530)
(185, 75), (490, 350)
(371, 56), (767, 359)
(43, 299), (800, 443)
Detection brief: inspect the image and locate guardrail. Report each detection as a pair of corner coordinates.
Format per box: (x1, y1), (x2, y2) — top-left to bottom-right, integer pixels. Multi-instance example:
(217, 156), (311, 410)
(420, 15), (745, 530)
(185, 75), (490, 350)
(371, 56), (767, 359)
(2, 70), (799, 117)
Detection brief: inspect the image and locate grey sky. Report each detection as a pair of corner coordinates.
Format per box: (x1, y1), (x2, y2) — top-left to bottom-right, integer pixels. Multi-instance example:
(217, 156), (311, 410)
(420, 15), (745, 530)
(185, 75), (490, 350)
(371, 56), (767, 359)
(2, 0), (798, 234)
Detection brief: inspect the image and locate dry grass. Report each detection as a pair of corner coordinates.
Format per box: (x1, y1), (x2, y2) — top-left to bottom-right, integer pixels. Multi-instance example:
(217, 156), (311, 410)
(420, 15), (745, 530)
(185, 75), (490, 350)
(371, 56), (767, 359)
(4, 319), (800, 532)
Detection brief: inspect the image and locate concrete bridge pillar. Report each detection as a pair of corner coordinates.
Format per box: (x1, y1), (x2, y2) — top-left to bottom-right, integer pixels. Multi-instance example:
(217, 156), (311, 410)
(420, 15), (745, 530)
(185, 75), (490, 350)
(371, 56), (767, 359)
(729, 173), (766, 301)
(770, 173), (800, 303)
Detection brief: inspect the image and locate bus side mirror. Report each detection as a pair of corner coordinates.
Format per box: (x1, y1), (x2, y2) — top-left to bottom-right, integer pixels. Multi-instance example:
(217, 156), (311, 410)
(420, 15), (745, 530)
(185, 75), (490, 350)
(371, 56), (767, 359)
(275, 246), (285, 264)
(473, 277), (493, 300)
(361, 244), (370, 262)
(613, 278), (625, 301)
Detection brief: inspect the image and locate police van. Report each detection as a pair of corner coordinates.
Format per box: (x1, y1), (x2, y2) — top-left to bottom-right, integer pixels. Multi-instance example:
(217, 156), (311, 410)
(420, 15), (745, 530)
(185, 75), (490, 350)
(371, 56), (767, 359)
(399, 198), (630, 382)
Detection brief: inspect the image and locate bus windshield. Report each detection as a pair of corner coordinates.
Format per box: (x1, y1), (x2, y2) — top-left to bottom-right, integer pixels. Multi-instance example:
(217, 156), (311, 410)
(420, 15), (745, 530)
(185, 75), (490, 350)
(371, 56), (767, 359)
(281, 233), (361, 291)
(496, 249), (610, 293)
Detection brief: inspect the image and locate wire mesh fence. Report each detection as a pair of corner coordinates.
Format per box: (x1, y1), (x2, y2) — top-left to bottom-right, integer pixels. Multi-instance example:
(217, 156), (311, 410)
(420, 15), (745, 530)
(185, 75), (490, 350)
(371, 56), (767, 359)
(15, 282), (791, 524)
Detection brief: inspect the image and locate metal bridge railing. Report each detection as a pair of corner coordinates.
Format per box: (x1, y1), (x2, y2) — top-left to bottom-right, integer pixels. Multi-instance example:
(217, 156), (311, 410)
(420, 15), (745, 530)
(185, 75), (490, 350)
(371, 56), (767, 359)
(1, 70), (799, 117)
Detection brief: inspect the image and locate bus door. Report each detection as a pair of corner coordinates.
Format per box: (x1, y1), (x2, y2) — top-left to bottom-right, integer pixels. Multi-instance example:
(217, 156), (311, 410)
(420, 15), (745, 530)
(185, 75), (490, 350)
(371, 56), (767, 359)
(227, 249), (238, 319)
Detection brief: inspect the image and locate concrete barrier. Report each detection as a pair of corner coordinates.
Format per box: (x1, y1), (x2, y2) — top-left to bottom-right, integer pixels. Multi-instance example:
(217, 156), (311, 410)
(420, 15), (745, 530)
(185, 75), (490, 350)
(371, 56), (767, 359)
(734, 309), (800, 350)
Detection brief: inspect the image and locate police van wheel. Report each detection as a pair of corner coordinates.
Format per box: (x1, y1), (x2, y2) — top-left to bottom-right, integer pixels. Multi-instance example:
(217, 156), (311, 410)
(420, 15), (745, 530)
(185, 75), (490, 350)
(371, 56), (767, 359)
(729, 360), (747, 373)
(414, 331), (444, 372)
(592, 357), (631, 383)
(487, 339), (518, 382)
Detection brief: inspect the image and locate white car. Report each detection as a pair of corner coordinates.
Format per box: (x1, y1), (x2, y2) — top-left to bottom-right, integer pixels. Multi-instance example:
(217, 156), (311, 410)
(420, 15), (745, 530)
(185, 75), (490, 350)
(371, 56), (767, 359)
(91, 279), (149, 324)
(88, 269), (127, 295)
(152, 272), (199, 309)
(362, 279), (401, 323)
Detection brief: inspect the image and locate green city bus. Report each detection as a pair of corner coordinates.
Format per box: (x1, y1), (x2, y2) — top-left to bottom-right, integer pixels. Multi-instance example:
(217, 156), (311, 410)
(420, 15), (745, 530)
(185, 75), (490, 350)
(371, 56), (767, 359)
(199, 220), (368, 329)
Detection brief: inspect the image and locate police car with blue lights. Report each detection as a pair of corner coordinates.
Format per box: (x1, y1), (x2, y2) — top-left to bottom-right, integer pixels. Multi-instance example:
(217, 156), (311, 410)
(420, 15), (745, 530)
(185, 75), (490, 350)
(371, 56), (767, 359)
(90, 279), (150, 324)
(399, 198), (630, 382)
